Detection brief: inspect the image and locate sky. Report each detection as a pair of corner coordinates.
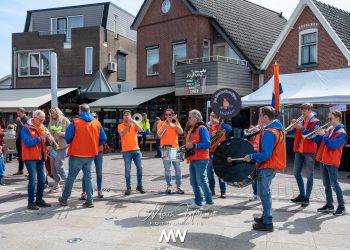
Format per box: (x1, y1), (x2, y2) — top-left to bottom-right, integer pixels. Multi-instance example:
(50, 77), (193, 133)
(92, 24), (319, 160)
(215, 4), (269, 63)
(1, 0), (350, 78)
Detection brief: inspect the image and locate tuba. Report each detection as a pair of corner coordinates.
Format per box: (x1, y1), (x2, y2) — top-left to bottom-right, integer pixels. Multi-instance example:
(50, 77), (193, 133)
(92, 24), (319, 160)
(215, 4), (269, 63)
(132, 113), (143, 123)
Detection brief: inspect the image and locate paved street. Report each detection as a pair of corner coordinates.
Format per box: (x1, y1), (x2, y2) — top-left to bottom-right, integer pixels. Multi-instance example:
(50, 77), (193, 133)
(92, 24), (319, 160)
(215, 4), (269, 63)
(1, 152), (350, 249)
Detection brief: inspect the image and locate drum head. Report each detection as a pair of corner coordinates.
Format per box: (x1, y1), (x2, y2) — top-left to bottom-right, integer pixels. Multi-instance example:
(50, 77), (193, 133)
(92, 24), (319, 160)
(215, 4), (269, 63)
(213, 138), (256, 188)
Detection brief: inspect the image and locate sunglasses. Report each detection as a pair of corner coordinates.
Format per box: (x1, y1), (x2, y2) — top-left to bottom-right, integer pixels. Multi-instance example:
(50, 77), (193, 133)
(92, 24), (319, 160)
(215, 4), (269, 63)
(165, 113), (172, 116)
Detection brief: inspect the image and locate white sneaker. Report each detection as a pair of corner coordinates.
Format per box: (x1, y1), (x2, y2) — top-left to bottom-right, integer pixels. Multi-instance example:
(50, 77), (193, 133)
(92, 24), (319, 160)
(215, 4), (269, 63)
(249, 195), (259, 201)
(201, 203), (214, 211)
(188, 203), (202, 209)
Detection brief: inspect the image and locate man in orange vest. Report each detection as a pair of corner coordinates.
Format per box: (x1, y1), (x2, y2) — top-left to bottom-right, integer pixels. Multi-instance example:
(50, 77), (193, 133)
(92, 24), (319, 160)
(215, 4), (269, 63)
(21, 110), (51, 210)
(157, 108), (184, 194)
(186, 109), (213, 211)
(207, 112), (232, 198)
(289, 103), (320, 207)
(58, 104), (106, 208)
(243, 106), (286, 232)
(313, 110), (347, 216)
(118, 110), (145, 195)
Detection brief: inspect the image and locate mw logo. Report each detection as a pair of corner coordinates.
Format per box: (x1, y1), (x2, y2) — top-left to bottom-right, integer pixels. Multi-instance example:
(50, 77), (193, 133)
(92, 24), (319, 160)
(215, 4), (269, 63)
(159, 229), (188, 243)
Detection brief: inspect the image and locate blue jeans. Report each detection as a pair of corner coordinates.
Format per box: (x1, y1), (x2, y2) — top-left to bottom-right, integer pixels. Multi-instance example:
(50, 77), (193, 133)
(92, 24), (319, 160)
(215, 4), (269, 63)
(293, 153), (315, 198)
(189, 160), (213, 206)
(257, 168), (276, 224)
(207, 153), (226, 194)
(252, 179), (258, 195)
(123, 150), (143, 188)
(83, 151), (103, 192)
(50, 148), (67, 183)
(0, 154), (4, 179)
(321, 164), (345, 207)
(62, 156), (94, 203)
(24, 159), (45, 202)
(155, 139), (161, 156)
(163, 160), (182, 186)
(233, 128), (242, 138)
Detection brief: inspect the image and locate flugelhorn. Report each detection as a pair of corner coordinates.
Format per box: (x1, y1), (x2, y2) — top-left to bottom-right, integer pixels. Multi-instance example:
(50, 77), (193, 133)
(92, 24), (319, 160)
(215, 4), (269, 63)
(302, 122), (331, 139)
(132, 113), (143, 123)
(157, 115), (178, 137)
(283, 115), (303, 133)
(168, 116), (178, 127)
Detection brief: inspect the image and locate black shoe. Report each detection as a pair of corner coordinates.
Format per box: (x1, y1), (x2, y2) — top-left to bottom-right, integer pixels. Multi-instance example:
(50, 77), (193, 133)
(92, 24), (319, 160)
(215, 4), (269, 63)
(28, 201), (39, 210)
(0, 179), (5, 186)
(317, 204), (334, 213)
(58, 197), (68, 206)
(82, 201), (94, 208)
(136, 186), (146, 194)
(291, 194), (305, 203)
(254, 217), (263, 224)
(154, 155), (162, 158)
(252, 222), (273, 232)
(301, 197), (310, 207)
(347, 174), (350, 179)
(333, 206), (346, 216)
(36, 199), (51, 207)
(220, 192), (226, 199)
(211, 190), (215, 196)
(124, 188), (131, 195)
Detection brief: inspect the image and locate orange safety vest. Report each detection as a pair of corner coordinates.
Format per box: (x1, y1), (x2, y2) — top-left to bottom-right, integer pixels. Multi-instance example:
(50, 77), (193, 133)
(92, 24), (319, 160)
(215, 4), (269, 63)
(293, 118), (319, 154)
(68, 118), (101, 157)
(316, 127), (347, 167)
(186, 125), (209, 161)
(21, 124), (47, 161)
(257, 128), (286, 170)
(248, 133), (261, 152)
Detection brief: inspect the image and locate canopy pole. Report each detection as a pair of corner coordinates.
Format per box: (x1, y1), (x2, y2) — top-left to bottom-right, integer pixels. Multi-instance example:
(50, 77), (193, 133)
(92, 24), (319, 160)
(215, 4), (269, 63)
(281, 104), (287, 161)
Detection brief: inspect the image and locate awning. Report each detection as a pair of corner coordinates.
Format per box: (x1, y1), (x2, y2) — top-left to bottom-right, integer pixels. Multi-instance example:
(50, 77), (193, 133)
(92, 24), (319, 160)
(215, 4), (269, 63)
(242, 68), (350, 107)
(0, 88), (77, 112)
(89, 86), (175, 108)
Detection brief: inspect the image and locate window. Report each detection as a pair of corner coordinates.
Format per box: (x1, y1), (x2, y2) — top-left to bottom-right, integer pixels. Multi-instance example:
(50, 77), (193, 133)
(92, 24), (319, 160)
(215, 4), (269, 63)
(214, 44), (226, 57)
(113, 15), (118, 38)
(228, 47), (240, 60)
(117, 52), (127, 81)
(172, 42), (187, 73)
(85, 47), (93, 74)
(299, 30), (317, 65)
(146, 46), (159, 76)
(17, 51), (51, 77)
(203, 40), (210, 62)
(51, 15), (83, 42)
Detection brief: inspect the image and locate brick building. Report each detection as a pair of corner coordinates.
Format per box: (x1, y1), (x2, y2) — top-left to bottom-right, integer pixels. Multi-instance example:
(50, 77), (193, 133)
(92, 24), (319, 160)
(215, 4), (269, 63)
(91, 0), (286, 126)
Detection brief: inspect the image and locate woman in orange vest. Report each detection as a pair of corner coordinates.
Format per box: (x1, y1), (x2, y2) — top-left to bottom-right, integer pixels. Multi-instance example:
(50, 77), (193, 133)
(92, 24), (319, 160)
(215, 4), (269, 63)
(243, 106), (286, 232)
(288, 103), (320, 207)
(21, 110), (51, 210)
(186, 109), (213, 211)
(312, 110), (347, 216)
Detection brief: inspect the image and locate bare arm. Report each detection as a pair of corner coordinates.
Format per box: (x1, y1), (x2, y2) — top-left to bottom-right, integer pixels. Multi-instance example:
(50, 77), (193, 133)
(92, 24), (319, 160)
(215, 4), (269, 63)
(119, 123), (131, 137)
(175, 124), (183, 135)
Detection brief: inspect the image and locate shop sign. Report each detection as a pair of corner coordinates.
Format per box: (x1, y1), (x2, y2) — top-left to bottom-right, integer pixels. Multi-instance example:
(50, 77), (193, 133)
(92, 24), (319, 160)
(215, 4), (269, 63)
(184, 69), (207, 94)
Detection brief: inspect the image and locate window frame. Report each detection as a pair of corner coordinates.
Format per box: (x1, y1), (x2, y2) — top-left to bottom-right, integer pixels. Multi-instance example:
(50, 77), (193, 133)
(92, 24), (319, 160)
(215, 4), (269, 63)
(117, 52), (127, 81)
(85, 47), (93, 75)
(17, 51), (51, 77)
(172, 42), (187, 73)
(299, 28), (318, 66)
(203, 39), (211, 60)
(50, 15), (84, 42)
(146, 46), (159, 76)
(113, 15), (118, 38)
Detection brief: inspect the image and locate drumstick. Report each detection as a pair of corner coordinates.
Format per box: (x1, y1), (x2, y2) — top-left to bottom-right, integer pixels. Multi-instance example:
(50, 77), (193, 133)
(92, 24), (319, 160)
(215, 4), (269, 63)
(227, 157), (245, 163)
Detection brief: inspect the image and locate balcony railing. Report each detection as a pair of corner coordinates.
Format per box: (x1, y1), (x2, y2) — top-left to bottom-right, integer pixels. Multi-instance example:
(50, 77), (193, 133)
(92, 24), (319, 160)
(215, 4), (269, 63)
(177, 56), (248, 66)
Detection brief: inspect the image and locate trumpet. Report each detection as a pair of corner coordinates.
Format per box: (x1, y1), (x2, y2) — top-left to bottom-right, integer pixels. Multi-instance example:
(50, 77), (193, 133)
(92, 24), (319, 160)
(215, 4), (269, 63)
(132, 113), (143, 123)
(243, 125), (261, 136)
(45, 127), (60, 150)
(302, 122), (331, 139)
(168, 116), (179, 127)
(283, 115), (303, 133)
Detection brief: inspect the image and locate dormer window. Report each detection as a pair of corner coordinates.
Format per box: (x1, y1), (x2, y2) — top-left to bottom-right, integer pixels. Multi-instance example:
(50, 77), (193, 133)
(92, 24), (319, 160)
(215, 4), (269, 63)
(51, 15), (83, 42)
(299, 29), (317, 66)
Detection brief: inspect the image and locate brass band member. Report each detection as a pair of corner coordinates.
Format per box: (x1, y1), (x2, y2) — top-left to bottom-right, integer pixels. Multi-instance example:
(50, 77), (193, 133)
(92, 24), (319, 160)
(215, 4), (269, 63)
(118, 110), (146, 195)
(207, 112), (232, 198)
(186, 109), (213, 211)
(157, 108), (185, 194)
(243, 106), (286, 232)
(313, 110), (347, 216)
(289, 103), (320, 207)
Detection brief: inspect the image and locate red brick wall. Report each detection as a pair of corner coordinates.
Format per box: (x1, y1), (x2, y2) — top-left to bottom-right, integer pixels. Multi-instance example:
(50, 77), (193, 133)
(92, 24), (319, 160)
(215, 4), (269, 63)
(264, 6), (348, 83)
(136, 0), (213, 88)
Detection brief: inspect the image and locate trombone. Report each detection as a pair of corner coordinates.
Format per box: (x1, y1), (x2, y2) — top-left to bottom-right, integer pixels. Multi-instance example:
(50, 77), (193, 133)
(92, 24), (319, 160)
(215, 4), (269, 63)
(283, 115), (303, 133)
(132, 113), (143, 123)
(302, 122), (330, 139)
(157, 116), (179, 137)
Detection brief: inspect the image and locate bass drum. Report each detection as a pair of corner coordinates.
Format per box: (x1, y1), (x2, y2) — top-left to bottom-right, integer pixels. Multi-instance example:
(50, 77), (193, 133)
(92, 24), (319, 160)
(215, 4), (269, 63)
(213, 138), (256, 188)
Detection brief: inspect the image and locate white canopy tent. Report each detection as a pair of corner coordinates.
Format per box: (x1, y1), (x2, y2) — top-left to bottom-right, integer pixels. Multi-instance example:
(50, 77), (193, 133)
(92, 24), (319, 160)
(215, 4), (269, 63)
(242, 68), (350, 107)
